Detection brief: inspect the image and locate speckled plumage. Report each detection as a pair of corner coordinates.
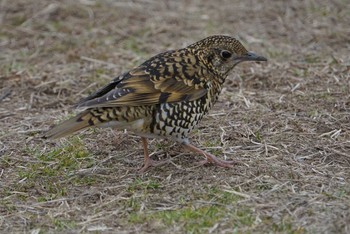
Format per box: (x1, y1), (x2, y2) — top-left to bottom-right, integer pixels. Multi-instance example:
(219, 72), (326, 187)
(44, 35), (267, 172)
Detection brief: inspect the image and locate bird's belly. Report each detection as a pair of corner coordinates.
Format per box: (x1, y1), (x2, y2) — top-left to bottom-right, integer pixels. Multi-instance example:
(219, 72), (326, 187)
(98, 118), (144, 130)
(150, 101), (206, 142)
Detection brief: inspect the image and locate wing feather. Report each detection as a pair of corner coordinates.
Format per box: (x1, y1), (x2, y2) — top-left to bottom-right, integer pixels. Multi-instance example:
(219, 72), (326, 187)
(77, 53), (207, 108)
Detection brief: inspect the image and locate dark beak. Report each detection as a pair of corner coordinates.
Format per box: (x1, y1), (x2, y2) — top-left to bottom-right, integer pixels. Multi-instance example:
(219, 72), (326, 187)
(239, 51), (267, 62)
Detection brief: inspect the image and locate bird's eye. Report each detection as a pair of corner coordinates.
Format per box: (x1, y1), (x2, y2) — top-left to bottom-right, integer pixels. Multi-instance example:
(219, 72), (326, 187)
(220, 50), (232, 59)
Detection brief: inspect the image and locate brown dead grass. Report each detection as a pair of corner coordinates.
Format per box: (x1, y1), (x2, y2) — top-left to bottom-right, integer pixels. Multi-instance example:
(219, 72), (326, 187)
(1, 0), (350, 233)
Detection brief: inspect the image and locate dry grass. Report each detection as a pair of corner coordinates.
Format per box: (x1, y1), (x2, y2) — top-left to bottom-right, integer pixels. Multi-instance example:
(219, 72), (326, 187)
(1, 0), (350, 233)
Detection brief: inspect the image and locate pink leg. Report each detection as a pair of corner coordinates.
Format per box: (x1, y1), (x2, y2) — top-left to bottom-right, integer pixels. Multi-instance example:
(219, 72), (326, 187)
(138, 137), (167, 173)
(182, 143), (237, 168)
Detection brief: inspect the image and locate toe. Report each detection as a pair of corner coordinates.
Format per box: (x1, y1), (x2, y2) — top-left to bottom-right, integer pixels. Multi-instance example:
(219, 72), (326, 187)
(138, 159), (169, 173)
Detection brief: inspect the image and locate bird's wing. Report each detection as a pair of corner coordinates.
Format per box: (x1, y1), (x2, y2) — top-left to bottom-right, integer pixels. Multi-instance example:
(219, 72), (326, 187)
(74, 74), (125, 107)
(76, 63), (207, 108)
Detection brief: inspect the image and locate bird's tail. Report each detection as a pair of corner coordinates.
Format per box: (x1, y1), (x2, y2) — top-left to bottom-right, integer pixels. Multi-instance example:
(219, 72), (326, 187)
(43, 111), (93, 139)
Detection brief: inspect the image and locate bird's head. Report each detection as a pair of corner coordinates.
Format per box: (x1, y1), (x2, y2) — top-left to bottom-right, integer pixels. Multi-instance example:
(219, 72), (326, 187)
(189, 35), (267, 77)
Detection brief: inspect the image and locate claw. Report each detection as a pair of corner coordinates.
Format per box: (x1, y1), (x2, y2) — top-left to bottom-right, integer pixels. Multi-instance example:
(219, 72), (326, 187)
(183, 143), (238, 168)
(139, 158), (168, 173)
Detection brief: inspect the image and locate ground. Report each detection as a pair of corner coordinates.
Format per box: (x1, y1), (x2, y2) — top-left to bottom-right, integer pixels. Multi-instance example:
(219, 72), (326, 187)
(1, 0), (349, 233)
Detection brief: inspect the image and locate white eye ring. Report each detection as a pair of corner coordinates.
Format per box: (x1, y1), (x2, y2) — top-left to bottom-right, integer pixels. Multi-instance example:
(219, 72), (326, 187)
(220, 50), (232, 59)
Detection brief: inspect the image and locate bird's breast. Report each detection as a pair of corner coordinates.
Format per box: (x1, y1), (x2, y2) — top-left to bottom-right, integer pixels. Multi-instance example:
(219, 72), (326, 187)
(149, 90), (220, 141)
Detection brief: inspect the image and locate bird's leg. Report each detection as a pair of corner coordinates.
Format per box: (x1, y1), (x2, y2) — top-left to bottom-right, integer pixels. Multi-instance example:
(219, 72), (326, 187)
(138, 137), (167, 173)
(182, 143), (238, 168)
(139, 137), (153, 173)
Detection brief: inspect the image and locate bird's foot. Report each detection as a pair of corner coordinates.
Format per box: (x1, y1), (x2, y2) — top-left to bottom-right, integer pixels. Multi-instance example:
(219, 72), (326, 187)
(196, 152), (237, 168)
(138, 158), (168, 173)
(183, 143), (239, 168)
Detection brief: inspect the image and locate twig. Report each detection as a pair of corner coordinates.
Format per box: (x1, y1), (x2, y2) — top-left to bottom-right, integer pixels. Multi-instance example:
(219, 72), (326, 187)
(0, 89), (11, 102)
(80, 56), (118, 68)
(222, 189), (252, 199)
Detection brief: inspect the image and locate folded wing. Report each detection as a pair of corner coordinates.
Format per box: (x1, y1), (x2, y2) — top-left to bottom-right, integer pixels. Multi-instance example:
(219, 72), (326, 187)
(76, 63), (207, 108)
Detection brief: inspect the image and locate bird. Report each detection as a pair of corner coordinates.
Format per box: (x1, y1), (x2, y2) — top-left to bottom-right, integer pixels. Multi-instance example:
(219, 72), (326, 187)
(43, 35), (267, 172)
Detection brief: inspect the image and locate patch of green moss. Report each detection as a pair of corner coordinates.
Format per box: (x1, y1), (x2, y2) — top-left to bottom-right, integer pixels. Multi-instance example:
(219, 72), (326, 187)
(16, 137), (95, 201)
(128, 188), (253, 233)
